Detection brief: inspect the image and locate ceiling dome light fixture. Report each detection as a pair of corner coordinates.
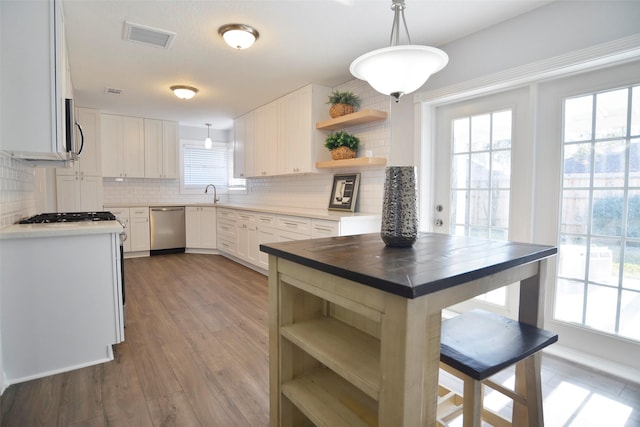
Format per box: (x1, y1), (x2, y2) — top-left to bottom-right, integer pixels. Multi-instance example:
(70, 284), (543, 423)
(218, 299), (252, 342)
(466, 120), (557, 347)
(349, 0), (448, 102)
(204, 123), (212, 149)
(171, 85), (199, 100)
(218, 23), (259, 50)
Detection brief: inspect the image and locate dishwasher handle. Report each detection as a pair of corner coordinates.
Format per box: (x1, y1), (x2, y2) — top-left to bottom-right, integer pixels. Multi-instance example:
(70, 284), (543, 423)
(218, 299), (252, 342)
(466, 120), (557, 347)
(150, 207), (184, 212)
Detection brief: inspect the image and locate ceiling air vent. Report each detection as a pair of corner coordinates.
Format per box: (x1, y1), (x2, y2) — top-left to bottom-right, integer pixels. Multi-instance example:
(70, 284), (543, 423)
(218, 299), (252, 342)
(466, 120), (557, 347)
(123, 21), (175, 49)
(105, 87), (123, 95)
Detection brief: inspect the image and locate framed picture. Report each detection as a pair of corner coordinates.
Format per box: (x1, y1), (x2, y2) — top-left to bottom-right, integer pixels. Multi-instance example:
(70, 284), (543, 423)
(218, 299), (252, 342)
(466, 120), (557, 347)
(328, 173), (361, 212)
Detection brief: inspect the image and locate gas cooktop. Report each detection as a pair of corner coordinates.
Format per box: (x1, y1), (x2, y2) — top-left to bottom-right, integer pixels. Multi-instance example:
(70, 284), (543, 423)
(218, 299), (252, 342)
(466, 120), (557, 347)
(19, 211), (116, 224)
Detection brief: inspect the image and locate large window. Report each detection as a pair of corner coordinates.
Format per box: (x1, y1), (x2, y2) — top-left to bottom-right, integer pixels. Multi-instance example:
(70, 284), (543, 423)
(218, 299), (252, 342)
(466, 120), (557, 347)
(180, 140), (245, 194)
(556, 85), (640, 341)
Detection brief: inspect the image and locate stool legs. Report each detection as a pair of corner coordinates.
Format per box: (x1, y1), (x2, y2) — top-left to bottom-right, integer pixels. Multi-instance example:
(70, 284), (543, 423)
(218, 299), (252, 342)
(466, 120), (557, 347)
(462, 374), (483, 427)
(513, 354), (544, 426)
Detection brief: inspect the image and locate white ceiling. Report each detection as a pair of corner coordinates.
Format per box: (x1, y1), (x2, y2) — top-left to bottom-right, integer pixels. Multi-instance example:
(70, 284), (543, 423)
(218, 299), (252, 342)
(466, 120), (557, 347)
(63, 0), (553, 130)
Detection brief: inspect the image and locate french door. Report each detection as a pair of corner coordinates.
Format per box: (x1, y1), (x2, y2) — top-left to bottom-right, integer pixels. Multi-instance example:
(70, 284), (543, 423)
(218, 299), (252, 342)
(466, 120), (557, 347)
(427, 60), (640, 370)
(432, 87), (532, 317)
(536, 61), (640, 369)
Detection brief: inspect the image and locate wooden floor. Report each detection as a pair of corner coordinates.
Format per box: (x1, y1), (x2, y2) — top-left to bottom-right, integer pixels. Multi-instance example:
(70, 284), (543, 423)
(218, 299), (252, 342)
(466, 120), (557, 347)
(1, 253), (639, 426)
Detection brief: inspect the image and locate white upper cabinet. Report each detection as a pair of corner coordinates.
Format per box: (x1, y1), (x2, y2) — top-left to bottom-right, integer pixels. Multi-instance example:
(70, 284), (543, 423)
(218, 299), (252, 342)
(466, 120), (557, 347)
(234, 111), (254, 179)
(144, 119), (179, 179)
(235, 84), (330, 178)
(0, 0), (71, 161)
(101, 114), (145, 178)
(57, 107), (102, 176)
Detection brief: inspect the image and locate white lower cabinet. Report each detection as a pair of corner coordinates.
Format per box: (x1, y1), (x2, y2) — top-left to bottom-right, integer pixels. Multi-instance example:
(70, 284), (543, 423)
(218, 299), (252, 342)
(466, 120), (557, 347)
(216, 208), (238, 256)
(217, 207), (380, 272)
(186, 206), (216, 250)
(130, 208), (150, 252)
(109, 207), (150, 255)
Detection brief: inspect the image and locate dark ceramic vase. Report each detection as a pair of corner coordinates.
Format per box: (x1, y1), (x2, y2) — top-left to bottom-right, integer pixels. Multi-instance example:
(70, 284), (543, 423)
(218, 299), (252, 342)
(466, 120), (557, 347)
(381, 166), (418, 247)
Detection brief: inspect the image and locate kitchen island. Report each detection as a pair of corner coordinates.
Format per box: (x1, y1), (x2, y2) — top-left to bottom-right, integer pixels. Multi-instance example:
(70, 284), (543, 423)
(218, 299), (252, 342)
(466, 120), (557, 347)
(0, 220), (124, 386)
(261, 232), (557, 427)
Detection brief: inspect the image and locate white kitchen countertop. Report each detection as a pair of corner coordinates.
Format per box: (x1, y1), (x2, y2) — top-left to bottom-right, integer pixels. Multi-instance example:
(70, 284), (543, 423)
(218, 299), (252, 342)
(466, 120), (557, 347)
(0, 220), (123, 240)
(104, 203), (381, 222)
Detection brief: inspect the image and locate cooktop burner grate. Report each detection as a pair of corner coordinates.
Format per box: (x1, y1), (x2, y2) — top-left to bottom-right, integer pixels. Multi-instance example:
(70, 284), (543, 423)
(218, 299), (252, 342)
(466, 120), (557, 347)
(19, 211), (116, 224)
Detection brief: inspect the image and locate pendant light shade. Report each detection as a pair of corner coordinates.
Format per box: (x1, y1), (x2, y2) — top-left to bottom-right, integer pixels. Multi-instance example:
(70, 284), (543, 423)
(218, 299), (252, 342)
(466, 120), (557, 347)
(204, 123), (212, 149)
(350, 0), (448, 101)
(218, 24), (259, 50)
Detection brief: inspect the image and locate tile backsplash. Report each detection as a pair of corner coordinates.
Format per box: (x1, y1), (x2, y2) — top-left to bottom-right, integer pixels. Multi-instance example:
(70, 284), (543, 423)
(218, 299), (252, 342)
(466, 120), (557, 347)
(0, 154), (36, 227)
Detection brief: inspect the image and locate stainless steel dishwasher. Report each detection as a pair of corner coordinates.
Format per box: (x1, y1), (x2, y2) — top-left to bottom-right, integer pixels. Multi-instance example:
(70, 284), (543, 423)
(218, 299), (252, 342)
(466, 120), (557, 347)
(149, 206), (186, 254)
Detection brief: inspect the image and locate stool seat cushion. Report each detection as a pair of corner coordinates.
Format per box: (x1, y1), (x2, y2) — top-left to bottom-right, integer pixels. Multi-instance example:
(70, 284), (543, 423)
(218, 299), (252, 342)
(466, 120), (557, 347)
(440, 309), (558, 381)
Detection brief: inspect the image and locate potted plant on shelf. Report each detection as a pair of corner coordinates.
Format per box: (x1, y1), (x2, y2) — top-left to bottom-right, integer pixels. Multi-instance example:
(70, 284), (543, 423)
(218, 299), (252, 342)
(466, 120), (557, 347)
(325, 131), (360, 160)
(327, 90), (361, 118)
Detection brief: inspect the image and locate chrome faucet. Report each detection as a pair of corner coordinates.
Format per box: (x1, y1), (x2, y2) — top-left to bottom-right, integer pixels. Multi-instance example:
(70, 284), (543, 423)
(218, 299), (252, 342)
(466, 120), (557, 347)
(205, 184), (219, 203)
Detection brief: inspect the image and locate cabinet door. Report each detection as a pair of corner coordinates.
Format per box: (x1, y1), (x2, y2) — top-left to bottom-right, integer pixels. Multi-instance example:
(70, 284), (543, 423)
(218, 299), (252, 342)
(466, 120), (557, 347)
(162, 121), (179, 179)
(253, 105), (267, 177)
(185, 206), (200, 248)
(76, 108), (102, 176)
(237, 222), (249, 259)
(234, 114), (246, 178)
(144, 118), (163, 178)
(123, 116), (145, 178)
(110, 208), (131, 252)
(101, 114), (123, 177)
(56, 175), (80, 212)
(264, 101), (279, 176)
(79, 175), (103, 212)
(0, 1), (64, 159)
(292, 85), (313, 173)
(246, 223), (259, 266)
(200, 207), (217, 249)
(257, 226), (277, 269)
(130, 208), (150, 252)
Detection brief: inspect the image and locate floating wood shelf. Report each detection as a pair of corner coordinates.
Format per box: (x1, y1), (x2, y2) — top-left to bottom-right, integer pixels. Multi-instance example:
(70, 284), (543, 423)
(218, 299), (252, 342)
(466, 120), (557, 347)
(316, 109), (388, 131)
(315, 157), (387, 169)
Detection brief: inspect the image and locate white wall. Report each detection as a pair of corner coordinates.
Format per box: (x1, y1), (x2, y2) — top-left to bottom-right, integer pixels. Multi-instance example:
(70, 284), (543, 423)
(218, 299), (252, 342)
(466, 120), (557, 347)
(425, 1), (640, 92)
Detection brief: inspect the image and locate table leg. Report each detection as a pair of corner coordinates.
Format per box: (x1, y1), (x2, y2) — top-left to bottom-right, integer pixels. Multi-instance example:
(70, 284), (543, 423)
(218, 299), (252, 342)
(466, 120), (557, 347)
(514, 259), (548, 426)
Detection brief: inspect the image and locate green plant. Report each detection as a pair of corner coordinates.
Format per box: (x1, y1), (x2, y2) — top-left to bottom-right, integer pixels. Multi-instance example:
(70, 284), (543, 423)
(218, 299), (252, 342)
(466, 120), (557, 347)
(324, 131), (360, 151)
(327, 90), (361, 108)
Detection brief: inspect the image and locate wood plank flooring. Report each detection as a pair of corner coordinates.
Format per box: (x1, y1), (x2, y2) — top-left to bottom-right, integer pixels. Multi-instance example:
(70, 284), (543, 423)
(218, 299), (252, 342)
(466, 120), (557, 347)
(1, 253), (639, 426)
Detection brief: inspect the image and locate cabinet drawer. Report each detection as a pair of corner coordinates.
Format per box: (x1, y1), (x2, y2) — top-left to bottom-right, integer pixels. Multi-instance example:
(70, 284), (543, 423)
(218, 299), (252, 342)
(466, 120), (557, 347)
(311, 220), (339, 238)
(109, 207), (129, 219)
(217, 208), (237, 220)
(277, 215), (312, 235)
(217, 236), (236, 255)
(130, 207), (149, 218)
(217, 220), (236, 238)
(257, 214), (276, 227)
(237, 211), (256, 223)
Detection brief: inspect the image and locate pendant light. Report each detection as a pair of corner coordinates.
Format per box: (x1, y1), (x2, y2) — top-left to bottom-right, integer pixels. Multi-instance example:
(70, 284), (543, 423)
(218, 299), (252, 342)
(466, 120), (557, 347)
(350, 0), (448, 101)
(204, 123), (212, 149)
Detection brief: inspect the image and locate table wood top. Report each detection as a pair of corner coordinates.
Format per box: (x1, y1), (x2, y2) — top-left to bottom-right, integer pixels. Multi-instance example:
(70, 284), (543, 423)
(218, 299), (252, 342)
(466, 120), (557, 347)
(260, 233), (557, 298)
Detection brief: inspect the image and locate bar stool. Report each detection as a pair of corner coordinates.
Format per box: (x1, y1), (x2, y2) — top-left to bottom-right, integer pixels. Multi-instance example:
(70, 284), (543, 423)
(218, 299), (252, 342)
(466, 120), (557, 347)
(437, 309), (558, 427)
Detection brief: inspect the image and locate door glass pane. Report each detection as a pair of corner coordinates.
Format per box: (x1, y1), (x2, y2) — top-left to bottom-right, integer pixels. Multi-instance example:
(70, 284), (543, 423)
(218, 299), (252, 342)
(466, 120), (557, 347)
(554, 278), (585, 323)
(557, 85), (640, 342)
(564, 95), (593, 142)
(453, 118), (470, 153)
(450, 109), (513, 307)
(595, 89), (628, 139)
(632, 87), (640, 136)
